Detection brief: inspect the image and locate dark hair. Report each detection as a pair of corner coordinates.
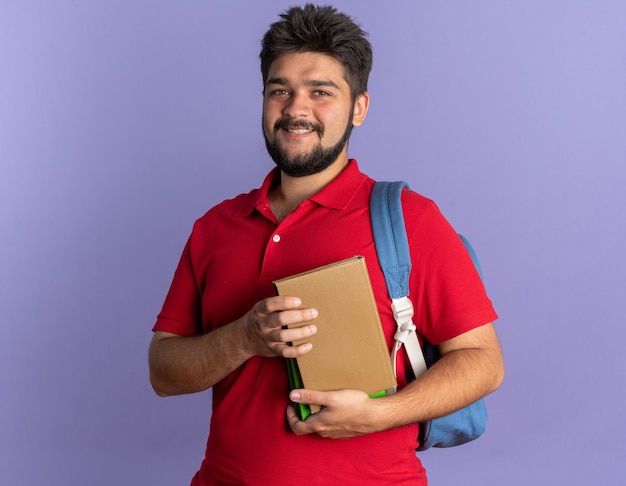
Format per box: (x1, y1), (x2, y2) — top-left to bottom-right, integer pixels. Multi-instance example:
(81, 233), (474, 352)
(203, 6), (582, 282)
(260, 4), (373, 99)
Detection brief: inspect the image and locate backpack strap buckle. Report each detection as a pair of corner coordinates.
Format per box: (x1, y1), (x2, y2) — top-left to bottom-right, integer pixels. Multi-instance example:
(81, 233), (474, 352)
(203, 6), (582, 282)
(390, 296), (427, 379)
(391, 297), (416, 342)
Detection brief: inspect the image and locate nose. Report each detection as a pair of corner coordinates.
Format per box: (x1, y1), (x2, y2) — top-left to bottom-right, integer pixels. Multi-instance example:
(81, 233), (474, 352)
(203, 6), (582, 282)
(283, 91), (311, 118)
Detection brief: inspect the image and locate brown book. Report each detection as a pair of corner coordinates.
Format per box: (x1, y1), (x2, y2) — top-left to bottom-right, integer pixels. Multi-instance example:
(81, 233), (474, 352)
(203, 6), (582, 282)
(274, 256), (397, 415)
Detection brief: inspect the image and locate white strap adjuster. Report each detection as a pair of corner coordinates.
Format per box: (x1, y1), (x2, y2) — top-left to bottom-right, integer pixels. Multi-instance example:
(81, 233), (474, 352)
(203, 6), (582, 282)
(390, 296), (427, 379)
(391, 296), (416, 342)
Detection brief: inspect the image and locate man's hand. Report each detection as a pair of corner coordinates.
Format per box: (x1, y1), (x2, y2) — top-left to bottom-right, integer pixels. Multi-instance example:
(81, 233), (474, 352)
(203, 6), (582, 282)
(149, 295), (317, 396)
(283, 323), (504, 439)
(285, 388), (384, 439)
(241, 296), (318, 359)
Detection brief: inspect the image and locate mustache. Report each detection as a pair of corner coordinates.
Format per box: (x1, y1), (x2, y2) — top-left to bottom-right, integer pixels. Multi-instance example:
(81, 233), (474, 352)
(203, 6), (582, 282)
(274, 118), (323, 135)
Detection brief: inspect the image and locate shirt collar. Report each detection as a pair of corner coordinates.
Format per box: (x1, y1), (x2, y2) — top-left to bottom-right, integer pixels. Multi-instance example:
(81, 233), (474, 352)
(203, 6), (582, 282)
(234, 159), (367, 217)
(234, 168), (280, 217)
(309, 159), (367, 210)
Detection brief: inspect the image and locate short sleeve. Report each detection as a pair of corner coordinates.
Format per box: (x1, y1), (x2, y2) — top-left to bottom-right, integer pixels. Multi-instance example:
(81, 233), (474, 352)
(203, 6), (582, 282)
(152, 237), (204, 337)
(403, 192), (498, 344)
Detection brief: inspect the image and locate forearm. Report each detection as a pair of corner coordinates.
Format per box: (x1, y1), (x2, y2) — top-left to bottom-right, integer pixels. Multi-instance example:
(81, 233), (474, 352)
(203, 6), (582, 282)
(374, 342), (504, 430)
(149, 319), (252, 397)
(287, 323), (503, 439)
(149, 296), (319, 397)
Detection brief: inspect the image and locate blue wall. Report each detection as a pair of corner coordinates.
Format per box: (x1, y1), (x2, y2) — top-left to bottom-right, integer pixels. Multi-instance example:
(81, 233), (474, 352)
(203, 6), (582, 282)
(1, 1), (624, 484)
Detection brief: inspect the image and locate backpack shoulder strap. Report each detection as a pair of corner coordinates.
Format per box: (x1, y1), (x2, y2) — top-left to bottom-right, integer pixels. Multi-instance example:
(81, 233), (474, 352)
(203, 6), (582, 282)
(370, 181), (427, 379)
(372, 182), (489, 450)
(370, 181), (412, 299)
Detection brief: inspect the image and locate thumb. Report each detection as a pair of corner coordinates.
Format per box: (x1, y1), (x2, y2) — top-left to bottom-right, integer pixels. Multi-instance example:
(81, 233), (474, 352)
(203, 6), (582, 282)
(290, 388), (324, 406)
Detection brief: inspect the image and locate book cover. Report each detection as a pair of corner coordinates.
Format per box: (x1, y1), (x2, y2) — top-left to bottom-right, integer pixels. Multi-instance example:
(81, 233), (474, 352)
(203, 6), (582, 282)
(274, 256), (397, 417)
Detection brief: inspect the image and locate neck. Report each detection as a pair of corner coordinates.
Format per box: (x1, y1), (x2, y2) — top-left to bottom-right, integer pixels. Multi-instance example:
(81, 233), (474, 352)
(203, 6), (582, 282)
(269, 155), (349, 222)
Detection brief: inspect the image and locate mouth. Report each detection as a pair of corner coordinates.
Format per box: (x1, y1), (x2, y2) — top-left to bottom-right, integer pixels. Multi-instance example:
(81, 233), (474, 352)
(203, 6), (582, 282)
(287, 128), (314, 135)
(274, 119), (323, 137)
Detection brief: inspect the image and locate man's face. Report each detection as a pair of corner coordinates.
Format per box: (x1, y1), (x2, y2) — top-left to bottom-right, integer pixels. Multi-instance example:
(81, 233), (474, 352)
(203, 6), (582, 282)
(262, 52), (367, 177)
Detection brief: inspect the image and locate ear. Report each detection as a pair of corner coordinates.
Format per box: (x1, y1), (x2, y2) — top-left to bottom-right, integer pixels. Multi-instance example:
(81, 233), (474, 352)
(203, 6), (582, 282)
(351, 92), (370, 127)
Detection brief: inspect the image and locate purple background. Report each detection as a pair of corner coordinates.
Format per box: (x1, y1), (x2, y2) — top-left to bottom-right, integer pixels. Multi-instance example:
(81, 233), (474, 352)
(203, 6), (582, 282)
(2, 1), (625, 484)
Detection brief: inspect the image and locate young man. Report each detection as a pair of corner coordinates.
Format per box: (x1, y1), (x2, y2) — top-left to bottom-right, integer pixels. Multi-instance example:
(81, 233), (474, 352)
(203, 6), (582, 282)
(149, 5), (503, 485)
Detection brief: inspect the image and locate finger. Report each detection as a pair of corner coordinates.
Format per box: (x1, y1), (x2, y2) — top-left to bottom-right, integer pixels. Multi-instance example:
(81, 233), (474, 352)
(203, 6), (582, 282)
(290, 389), (329, 408)
(277, 323), (317, 343)
(286, 405), (313, 435)
(274, 323), (317, 358)
(257, 295), (303, 315)
(274, 307), (318, 328)
(286, 405), (302, 435)
(280, 341), (313, 358)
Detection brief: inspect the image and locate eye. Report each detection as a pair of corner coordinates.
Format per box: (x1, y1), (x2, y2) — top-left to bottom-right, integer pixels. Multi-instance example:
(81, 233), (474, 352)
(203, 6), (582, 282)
(269, 89), (290, 98)
(313, 90), (331, 97)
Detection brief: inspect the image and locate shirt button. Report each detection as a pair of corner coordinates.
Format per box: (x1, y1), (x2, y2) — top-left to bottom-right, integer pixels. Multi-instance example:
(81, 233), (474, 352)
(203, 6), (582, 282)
(272, 234), (281, 243)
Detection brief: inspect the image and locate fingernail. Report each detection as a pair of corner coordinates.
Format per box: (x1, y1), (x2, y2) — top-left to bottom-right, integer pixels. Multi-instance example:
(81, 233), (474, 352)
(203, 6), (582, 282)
(293, 298), (301, 306)
(291, 391), (301, 402)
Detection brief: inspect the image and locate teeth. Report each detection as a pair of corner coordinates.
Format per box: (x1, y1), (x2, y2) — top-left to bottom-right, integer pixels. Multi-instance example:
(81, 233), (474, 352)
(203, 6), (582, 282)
(288, 129), (312, 134)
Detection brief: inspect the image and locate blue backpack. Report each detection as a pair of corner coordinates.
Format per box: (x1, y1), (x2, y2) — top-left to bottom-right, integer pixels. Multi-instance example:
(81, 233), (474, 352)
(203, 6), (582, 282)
(370, 181), (488, 451)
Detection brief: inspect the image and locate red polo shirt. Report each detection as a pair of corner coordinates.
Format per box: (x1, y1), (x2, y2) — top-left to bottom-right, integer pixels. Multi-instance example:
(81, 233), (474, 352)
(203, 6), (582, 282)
(154, 160), (497, 485)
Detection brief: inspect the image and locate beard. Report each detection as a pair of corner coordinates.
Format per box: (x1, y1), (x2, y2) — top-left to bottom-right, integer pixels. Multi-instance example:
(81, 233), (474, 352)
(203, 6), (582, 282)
(263, 115), (353, 177)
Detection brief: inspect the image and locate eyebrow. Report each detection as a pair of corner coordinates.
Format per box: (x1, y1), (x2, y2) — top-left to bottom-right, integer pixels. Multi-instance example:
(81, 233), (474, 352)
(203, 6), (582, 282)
(266, 77), (341, 90)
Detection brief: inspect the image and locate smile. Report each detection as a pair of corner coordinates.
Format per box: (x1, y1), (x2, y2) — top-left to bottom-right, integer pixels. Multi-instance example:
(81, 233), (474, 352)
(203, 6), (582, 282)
(274, 118), (323, 137)
(287, 128), (314, 135)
